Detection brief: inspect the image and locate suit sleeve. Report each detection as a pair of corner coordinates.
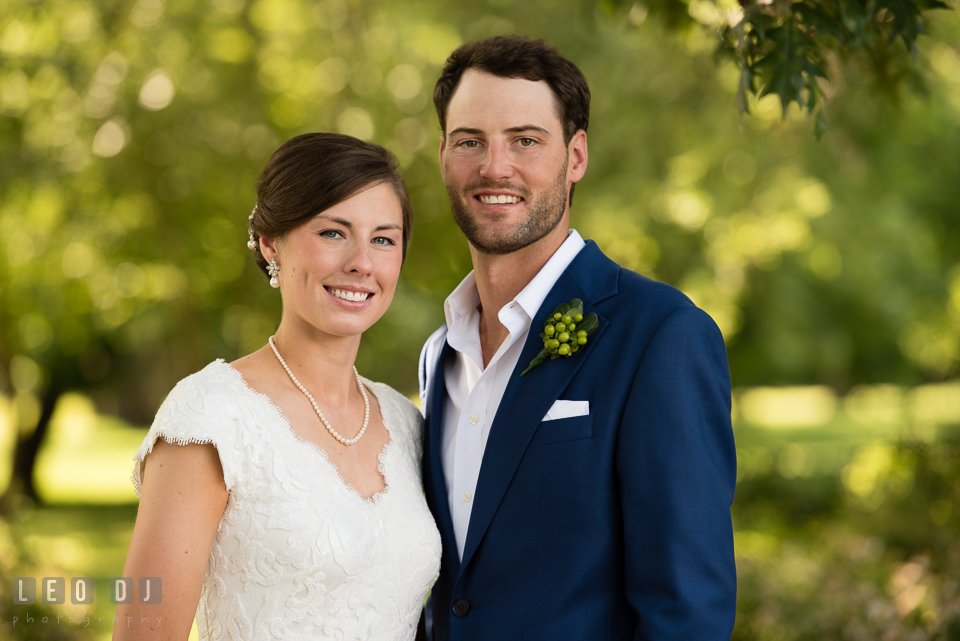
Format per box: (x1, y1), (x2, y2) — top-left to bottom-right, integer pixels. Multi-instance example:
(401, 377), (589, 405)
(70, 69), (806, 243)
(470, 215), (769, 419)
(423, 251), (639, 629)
(616, 304), (737, 640)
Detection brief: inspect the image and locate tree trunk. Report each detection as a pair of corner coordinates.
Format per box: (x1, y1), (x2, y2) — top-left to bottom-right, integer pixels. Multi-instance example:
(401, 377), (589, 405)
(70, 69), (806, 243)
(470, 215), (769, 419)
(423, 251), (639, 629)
(1, 378), (61, 510)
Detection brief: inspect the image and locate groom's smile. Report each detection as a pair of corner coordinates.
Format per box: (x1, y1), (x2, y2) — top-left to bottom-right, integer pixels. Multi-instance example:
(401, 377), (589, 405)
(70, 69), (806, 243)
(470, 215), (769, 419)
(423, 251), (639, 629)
(469, 184), (530, 215)
(476, 193), (524, 205)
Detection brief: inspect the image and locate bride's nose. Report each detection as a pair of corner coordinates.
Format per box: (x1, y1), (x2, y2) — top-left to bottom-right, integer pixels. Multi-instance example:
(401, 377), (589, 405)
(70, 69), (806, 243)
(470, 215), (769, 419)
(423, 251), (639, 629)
(344, 241), (374, 275)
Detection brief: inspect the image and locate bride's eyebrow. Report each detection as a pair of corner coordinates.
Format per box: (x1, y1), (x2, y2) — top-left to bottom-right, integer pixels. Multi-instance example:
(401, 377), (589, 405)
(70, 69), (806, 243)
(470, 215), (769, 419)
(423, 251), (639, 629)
(317, 215), (401, 233)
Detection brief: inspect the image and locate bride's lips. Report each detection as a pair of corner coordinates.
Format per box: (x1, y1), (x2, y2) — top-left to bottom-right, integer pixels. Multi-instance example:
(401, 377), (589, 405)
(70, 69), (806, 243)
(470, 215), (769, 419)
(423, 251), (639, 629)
(324, 286), (375, 310)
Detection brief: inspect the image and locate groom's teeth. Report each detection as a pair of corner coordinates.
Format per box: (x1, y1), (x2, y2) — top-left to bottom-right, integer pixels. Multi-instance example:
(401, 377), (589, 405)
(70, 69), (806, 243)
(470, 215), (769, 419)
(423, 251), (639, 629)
(333, 289), (370, 302)
(479, 195), (522, 204)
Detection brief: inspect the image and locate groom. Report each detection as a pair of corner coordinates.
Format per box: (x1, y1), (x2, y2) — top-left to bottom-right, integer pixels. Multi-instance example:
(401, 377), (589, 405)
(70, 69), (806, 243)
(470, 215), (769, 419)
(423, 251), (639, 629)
(418, 35), (737, 640)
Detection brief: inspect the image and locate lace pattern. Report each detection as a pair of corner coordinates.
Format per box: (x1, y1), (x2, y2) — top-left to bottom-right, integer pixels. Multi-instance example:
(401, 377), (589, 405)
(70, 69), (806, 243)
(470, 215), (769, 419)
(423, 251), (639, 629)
(133, 360), (441, 641)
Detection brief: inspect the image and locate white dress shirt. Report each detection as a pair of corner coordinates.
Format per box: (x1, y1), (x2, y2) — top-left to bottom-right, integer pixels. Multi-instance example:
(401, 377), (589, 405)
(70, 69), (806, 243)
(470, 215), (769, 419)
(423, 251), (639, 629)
(440, 230), (585, 559)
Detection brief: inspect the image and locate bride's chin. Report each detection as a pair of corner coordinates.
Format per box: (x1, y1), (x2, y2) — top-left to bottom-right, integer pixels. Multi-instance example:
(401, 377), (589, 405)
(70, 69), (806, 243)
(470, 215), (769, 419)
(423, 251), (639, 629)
(317, 316), (380, 339)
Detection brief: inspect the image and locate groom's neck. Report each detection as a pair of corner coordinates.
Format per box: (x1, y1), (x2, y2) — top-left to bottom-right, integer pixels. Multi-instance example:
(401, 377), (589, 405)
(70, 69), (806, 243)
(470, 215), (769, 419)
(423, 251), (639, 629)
(470, 226), (568, 368)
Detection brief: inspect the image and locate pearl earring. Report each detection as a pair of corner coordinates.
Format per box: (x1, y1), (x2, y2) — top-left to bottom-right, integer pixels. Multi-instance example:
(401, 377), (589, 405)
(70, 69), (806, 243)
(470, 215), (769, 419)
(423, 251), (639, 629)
(268, 258), (280, 288)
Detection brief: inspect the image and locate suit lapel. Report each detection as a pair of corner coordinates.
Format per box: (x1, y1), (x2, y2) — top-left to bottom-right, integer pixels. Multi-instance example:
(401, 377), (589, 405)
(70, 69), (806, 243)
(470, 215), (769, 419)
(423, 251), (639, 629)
(457, 242), (619, 573)
(425, 339), (461, 580)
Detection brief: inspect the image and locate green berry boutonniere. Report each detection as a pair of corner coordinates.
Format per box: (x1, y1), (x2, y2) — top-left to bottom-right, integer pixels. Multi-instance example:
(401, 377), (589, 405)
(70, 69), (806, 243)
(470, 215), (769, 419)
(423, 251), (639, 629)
(519, 298), (599, 377)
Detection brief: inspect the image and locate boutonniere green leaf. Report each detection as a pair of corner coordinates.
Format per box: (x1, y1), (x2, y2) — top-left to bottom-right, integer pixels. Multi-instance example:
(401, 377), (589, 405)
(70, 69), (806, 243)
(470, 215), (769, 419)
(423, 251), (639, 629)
(519, 298), (599, 377)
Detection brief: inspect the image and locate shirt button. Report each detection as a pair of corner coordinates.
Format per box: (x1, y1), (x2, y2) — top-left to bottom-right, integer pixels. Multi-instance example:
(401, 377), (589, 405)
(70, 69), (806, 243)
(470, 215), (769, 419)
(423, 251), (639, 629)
(463, 492), (472, 502)
(468, 415), (479, 425)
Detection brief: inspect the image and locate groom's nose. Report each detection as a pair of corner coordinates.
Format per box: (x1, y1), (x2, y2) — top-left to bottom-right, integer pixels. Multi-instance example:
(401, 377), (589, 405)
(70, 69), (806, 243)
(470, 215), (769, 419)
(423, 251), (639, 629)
(478, 141), (514, 181)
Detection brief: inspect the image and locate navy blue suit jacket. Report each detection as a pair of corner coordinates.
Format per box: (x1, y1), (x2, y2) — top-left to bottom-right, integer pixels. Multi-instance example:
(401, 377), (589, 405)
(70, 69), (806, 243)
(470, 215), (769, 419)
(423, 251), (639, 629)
(420, 241), (737, 640)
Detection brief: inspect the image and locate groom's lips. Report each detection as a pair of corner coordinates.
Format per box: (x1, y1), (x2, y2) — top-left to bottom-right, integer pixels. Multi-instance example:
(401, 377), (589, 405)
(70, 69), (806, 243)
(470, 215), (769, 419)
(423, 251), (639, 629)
(475, 192), (525, 205)
(474, 193), (523, 205)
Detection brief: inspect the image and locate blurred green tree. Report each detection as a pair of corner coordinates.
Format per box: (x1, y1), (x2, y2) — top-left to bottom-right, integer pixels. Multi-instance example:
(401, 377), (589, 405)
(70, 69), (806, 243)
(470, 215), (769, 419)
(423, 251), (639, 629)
(1, 0), (959, 505)
(609, 0), (950, 134)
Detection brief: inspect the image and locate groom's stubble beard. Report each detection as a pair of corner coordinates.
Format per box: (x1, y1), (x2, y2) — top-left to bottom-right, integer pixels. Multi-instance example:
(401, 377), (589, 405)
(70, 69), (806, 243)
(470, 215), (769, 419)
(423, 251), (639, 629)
(446, 157), (570, 256)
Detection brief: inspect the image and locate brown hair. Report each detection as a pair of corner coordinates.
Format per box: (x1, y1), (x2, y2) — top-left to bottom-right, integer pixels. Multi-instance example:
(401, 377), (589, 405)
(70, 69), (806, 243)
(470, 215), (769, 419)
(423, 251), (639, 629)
(433, 35), (591, 144)
(248, 133), (413, 277)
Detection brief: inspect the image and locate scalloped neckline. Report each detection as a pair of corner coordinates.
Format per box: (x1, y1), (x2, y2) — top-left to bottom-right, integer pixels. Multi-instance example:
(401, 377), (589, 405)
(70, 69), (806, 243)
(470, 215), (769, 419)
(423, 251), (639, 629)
(215, 359), (393, 504)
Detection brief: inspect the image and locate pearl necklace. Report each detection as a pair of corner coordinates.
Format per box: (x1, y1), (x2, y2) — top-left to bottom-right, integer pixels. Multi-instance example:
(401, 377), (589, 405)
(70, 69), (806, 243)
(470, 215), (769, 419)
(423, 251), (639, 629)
(268, 336), (370, 446)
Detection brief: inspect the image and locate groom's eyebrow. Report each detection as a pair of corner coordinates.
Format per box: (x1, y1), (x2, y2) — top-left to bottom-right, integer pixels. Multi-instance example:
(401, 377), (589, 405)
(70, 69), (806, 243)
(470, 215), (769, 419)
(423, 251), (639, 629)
(320, 215), (402, 232)
(448, 125), (551, 137)
(505, 125), (551, 135)
(448, 127), (484, 137)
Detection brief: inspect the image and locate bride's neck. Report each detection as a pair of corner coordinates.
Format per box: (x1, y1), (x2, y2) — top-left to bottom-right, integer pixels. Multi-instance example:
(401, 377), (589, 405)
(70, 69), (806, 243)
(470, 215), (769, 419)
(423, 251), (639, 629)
(270, 322), (362, 400)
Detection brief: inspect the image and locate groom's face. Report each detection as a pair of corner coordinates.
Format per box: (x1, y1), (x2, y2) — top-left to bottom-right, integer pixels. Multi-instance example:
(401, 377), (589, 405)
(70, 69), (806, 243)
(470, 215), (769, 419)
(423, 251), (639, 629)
(440, 69), (585, 255)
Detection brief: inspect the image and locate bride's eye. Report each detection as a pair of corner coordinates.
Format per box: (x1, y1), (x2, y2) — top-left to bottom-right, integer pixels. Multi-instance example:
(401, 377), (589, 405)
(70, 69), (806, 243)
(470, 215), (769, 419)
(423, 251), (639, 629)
(319, 230), (344, 239)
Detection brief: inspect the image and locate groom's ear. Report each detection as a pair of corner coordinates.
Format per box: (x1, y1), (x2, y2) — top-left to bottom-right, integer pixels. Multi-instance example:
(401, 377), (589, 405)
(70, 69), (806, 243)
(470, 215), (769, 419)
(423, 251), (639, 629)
(438, 136), (447, 180)
(567, 129), (588, 184)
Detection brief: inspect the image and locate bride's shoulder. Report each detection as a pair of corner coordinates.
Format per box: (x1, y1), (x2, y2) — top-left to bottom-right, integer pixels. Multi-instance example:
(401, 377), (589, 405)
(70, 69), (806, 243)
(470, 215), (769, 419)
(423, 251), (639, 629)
(166, 358), (240, 392)
(156, 359), (247, 419)
(136, 360), (247, 496)
(362, 379), (424, 436)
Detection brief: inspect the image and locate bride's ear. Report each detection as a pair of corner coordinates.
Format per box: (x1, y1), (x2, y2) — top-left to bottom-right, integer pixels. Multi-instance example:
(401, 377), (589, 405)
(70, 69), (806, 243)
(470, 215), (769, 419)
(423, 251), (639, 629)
(259, 235), (280, 262)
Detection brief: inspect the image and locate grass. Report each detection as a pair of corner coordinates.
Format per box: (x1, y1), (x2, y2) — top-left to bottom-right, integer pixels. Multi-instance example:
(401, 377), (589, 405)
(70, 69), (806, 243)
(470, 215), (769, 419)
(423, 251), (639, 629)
(1, 393), (200, 640)
(8, 505), (137, 640)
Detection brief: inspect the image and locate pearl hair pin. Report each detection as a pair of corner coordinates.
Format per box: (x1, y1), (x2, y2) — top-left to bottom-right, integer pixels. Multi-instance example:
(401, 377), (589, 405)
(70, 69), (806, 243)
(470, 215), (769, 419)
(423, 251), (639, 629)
(268, 336), (370, 446)
(247, 204), (258, 250)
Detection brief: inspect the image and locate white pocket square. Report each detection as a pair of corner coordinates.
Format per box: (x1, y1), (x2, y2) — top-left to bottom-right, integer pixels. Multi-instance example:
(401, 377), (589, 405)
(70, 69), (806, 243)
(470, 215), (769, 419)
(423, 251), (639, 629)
(542, 400), (590, 422)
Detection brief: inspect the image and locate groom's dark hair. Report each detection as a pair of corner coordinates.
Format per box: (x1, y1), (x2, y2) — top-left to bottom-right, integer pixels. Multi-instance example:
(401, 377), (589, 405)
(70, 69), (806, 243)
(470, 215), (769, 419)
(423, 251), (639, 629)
(433, 35), (591, 145)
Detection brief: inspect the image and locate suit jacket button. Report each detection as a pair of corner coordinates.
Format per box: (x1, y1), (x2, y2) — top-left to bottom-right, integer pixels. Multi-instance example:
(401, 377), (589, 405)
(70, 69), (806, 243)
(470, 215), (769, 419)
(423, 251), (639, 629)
(452, 598), (470, 617)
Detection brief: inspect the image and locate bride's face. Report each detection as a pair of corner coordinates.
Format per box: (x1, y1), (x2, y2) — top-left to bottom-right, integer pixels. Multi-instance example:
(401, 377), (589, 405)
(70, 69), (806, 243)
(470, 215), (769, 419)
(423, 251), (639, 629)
(266, 182), (405, 339)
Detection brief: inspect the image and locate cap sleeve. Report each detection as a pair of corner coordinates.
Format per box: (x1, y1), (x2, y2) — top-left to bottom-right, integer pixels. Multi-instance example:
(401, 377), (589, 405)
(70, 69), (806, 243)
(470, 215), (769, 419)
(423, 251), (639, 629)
(366, 379), (425, 464)
(132, 362), (242, 497)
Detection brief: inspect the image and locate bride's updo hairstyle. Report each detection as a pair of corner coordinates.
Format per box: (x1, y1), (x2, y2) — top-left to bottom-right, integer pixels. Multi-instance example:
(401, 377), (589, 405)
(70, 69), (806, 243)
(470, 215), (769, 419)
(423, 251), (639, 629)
(247, 132), (413, 278)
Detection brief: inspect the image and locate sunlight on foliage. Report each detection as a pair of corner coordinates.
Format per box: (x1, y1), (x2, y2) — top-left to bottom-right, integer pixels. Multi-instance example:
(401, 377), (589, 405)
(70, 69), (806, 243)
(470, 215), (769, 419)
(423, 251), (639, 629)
(739, 386), (838, 427)
(1, 3), (960, 637)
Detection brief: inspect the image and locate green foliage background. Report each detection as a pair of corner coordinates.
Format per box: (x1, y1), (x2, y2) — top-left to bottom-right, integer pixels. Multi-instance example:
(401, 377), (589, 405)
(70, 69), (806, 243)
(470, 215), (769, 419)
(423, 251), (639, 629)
(1, 0), (960, 639)
(4, 0), (960, 407)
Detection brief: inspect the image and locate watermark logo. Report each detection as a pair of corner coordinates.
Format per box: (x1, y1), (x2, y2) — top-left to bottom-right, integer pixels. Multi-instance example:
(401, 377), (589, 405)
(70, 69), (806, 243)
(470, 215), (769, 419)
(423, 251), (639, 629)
(112, 578), (132, 605)
(12, 577), (161, 605)
(72, 578), (95, 605)
(13, 577), (36, 605)
(109, 578), (162, 605)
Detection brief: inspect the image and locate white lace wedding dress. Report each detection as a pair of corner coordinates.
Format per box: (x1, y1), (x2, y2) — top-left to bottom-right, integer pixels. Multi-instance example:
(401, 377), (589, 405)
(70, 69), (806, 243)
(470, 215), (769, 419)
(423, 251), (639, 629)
(132, 360), (441, 641)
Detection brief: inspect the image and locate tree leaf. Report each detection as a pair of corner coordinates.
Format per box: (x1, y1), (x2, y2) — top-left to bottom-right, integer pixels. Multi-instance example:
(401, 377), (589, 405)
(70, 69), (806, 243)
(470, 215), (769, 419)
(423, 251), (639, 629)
(814, 108), (829, 138)
(795, 3), (844, 41)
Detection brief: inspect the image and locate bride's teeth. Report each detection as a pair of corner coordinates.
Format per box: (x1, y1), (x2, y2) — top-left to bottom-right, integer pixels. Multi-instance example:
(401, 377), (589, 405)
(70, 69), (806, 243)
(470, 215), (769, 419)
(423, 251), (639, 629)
(333, 289), (369, 302)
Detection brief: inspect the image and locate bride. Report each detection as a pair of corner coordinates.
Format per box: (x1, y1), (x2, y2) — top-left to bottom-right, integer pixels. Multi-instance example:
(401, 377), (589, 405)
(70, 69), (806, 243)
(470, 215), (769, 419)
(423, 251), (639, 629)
(115, 133), (440, 640)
